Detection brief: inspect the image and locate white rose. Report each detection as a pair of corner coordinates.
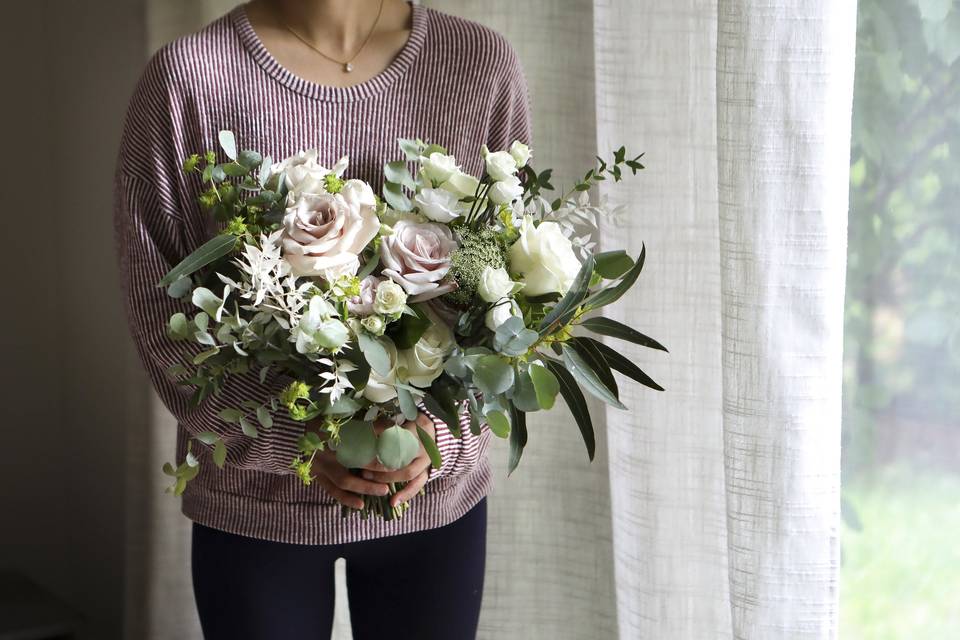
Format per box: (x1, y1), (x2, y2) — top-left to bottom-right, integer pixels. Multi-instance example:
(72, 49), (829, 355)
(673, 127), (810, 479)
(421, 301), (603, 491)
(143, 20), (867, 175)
(360, 315), (386, 336)
(420, 152), (458, 183)
(293, 296), (349, 353)
(414, 187), (468, 223)
(477, 266), (519, 303)
(272, 150), (348, 198)
(488, 175), (523, 205)
(508, 216), (581, 296)
(484, 298), (521, 332)
(509, 141), (532, 168)
(373, 280), (408, 316)
(339, 178), (377, 210)
(439, 170), (480, 198)
(484, 149), (519, 181)
(360, 338), (399, 403)
(281, 190), (380, 279)
(398, 319), (454, 387)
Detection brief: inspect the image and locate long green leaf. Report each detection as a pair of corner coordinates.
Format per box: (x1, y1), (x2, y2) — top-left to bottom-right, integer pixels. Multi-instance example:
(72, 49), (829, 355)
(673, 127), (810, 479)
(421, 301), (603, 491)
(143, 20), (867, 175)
(417, 426), (443, 470)
(507, 403), (527, 475)
(582, 244), (645, 311)
(586, 337), (665, 391)
(158, 234), (237, 286)
(544, 360), (595, 461)
(538, 254), (596, 332)
(561, 342), (626, 410)
(422, 392), (458, 436)
(579, 316), (668, 352)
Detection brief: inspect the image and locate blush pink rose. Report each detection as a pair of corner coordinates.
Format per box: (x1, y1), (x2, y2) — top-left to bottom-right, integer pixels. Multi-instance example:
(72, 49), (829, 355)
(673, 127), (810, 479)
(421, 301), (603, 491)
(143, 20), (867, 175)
(379, 220), (458, 301)
(347, 275), (382, 316)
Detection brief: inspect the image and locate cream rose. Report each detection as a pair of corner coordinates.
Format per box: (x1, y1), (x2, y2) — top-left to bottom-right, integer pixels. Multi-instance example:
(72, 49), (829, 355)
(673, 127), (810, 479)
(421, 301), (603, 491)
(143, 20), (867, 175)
(508, 216), (581, 296)
(439, 170), (481, 199)
(398, 319), (454, 387)
(414, 187), (468, 223)
(373, 280), (408, 316)
(272, 149), (348, 198)
(485, 298), (522, 331)
(477, 266), (520, 303)
(281, 191), (380, 279)
(380, 220), (458, 300)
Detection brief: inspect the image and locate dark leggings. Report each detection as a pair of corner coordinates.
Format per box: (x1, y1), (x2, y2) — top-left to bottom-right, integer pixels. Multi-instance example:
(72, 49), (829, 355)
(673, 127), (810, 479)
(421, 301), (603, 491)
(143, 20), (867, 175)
(191, 498), (487, 640)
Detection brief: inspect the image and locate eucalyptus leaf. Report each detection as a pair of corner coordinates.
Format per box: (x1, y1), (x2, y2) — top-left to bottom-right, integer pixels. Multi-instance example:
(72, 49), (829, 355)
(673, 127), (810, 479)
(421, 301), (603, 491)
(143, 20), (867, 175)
(383, 181), (412, 211)
(594, 250), (634, 279)
(195, 431), (219, 445)
(377, 425), (420, 469)
(239, 416), (259, 438)
(213, 439), (227, 468)
(336, 420), (378, 468)
(397, 387), (419, 421)
(471, 355), (515, 397)
(529, 362), (560, 410)
(256, 405), (273, 429)
(237, 149), (263, 169)
(509, 368), (541, 412)
(358, 332), (392, 376)
(486, 409), (511, 438)
(384, 161), (417, 190)
(192, 287), (222, 317)
(166, 275), (193, 299)
(218, 130), (237, 160)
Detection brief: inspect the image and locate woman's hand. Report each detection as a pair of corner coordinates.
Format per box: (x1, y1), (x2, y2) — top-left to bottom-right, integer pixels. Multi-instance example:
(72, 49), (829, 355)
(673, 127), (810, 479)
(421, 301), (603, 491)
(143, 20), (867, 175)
(305, 413), (436, 509)
(361, 412), (436, 507)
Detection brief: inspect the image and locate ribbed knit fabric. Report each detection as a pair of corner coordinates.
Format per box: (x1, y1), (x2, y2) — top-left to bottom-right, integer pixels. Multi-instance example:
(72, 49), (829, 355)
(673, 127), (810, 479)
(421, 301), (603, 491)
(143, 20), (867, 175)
(113, 2), (531, 544)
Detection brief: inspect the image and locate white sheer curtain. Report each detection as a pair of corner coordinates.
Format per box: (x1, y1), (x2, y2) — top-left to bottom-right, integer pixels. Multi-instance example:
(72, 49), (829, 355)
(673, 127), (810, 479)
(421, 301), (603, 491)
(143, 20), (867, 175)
(126, 1), (855, 638)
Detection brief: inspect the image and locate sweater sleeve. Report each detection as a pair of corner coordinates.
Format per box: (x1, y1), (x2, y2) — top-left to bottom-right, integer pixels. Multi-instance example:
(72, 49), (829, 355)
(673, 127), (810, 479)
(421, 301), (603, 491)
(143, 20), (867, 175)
(425, 39), (533, 482)
(113, 52), (305, 476)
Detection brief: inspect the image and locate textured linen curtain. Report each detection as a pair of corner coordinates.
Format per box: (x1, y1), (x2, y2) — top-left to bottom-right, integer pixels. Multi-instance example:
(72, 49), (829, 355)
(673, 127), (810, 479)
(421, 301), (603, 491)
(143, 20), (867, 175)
(125, 1), (855, 638)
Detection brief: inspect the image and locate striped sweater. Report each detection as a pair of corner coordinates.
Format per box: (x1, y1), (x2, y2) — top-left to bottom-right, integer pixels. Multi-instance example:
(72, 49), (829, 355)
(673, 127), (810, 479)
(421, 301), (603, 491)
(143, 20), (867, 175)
(113, 3), (531, 544)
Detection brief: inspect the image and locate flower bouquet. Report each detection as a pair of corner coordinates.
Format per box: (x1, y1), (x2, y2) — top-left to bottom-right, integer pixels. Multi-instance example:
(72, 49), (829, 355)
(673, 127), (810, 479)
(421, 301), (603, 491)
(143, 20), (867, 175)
(158, 130), (665, 519)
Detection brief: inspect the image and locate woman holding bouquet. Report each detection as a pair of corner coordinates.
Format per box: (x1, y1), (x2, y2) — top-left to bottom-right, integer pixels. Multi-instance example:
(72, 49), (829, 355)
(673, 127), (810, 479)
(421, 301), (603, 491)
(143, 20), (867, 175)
(113, 0), (530, 637)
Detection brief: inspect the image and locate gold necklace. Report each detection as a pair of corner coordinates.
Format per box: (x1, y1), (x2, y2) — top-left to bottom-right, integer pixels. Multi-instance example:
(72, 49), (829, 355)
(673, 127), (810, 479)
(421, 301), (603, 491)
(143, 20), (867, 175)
(278, 0), (385, 73)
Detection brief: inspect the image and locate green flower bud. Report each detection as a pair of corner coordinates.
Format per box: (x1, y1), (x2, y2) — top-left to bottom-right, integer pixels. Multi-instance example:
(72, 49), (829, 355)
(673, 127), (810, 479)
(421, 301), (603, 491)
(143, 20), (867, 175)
(360, 314), (387, 336)
(323, 173), (344, 193)
(182, 154), (201, 173)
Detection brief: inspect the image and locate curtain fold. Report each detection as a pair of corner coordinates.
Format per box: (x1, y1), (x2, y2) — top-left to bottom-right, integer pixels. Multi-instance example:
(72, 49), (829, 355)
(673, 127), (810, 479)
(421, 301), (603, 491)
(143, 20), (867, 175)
(126, 1), (855, 638)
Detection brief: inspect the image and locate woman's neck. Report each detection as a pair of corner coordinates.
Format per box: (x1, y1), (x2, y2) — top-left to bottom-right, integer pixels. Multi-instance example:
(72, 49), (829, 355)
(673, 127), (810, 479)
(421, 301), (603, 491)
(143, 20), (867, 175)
(258, 0), (386, 54)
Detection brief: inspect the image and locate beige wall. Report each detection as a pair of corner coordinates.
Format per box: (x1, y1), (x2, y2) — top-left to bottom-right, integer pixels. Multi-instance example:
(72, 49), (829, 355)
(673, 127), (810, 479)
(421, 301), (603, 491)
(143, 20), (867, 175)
(0, 1), (146, 638)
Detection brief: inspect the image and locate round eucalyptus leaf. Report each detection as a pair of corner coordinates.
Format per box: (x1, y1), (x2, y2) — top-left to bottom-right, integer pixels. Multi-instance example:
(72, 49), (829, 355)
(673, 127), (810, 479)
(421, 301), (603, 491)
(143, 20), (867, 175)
(472, 355), (514, 396)
(335, 421), (378, 469)
(377, 425), (420, 470)
(485, 410), (511, 438)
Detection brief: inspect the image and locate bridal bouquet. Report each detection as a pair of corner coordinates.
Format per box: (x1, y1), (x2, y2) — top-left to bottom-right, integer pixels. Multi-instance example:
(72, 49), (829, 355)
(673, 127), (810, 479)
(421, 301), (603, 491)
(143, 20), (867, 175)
(158, 130), (665, 519)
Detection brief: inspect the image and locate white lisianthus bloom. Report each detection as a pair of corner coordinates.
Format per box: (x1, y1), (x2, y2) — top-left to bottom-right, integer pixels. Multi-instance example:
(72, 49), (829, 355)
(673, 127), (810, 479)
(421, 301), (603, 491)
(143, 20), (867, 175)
(487, 175), (523, 205)
(271, 150), (348, 198)
(293, 296), (349, 353)
(484, 148), (519, 181)
(508, 216), (581, 296)
(360, 338), (399, 403)
(360, 315), (386, 336)
(477, 266), (521, 303)
(484, 298), (522, 332)
(414, 187), (468, 223)
(509, 141), (532, 168)
(439, 170), (481, 199)
(398, 318), (454, 387)
(420, 152), (458, 183)
(281, 190), (380, 279)
(373, 280), (407, 316)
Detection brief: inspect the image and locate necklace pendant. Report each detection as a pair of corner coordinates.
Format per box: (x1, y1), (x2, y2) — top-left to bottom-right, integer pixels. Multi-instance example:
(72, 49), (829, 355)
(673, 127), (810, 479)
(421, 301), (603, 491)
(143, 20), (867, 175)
(344, 62), (354, 73)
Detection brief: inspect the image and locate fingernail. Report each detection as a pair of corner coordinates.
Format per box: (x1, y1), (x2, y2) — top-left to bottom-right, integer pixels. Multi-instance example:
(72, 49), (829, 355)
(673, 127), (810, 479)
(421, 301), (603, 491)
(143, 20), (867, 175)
(362, 471), (374, 480)
(380, 486), (389, 496)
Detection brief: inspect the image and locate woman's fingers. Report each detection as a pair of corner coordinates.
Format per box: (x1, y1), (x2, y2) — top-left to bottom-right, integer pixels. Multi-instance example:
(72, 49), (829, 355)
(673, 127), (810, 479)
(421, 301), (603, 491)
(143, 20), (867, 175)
(360, 454), (429, 483)
(315, 451), (389, 496)
(314, 475), (365, 510)
(391, 469), (428, 507)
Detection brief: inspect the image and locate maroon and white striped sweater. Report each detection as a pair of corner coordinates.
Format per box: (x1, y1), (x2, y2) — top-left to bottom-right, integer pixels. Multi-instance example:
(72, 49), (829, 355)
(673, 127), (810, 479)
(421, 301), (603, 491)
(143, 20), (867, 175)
(113, 3), (531, 544)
